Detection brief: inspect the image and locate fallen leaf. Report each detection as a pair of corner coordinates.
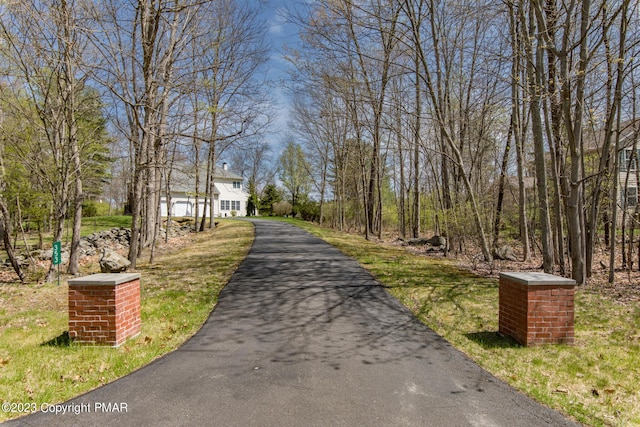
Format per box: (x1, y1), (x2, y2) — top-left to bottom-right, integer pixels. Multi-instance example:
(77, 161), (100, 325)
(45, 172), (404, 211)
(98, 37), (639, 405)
(604, 389), (615, 395)
(554, 387), (569, 394)
(592, 389), (599, 397)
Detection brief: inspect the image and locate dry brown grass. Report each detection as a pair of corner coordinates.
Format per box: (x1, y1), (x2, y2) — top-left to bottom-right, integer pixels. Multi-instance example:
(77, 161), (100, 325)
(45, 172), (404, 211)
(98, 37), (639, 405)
(0, 220), (254, 422)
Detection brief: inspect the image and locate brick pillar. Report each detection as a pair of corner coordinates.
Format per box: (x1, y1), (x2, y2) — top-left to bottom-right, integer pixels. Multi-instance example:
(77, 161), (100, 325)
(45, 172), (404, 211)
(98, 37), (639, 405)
(499, 272), (576, 346)
(68, 273), (141, 346)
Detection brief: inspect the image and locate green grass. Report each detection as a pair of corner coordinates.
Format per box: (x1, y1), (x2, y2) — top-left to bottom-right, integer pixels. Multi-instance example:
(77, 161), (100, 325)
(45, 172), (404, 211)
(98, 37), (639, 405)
(0, 219), (254, 422)
(79, 215), (132, 235)
(3, 216), (639, 425)
(16, 215), (133, 251)
(280, 218), (640, 427)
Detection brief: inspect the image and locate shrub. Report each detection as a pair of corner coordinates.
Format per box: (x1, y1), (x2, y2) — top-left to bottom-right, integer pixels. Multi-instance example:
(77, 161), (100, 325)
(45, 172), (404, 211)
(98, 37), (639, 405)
(273, 201), (293, 217)
(298, 199), (320, 222)
(82, 202), (98, 217)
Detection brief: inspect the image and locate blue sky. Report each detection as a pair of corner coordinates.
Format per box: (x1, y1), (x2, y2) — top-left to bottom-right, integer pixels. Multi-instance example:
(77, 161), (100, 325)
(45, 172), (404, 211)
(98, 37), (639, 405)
(255, 0), (302, 154)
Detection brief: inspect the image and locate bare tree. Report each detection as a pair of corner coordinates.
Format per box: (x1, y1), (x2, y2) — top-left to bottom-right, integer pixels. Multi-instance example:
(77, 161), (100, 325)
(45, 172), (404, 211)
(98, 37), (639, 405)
(289, 93), (332, 225)
(506, 1), (532, 261)
(0, 0), (89, 279)
(401, 0), (494, 262)
(0, 145), (25, 281)
(189, 0), (270, 231)
(519, 0), (555, 273)
(84, 0), (207, 267)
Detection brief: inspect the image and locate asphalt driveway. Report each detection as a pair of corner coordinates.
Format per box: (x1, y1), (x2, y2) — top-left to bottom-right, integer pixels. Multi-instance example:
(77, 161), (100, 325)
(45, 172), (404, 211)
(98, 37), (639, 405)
(5, 219), (578, 426)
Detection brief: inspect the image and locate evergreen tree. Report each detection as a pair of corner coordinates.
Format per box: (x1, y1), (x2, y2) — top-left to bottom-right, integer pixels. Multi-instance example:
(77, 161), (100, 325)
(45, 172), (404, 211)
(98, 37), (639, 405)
(259, 183), (282, 216)
(247, 180), (258, 216)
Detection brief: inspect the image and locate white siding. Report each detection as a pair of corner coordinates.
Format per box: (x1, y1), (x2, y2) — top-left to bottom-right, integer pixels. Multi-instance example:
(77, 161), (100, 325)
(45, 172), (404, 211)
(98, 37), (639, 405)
(160, 177), (249, 218)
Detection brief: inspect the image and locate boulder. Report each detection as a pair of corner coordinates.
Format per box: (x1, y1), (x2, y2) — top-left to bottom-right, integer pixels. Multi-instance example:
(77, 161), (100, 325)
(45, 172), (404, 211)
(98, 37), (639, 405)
(426, 235), (447, 248)
(39, 249), (70, 265)
(493, 245), (517, 261)
(99, 249), (131, 273)
(404, 238), (430, 246)
(401, 236), (447, 248)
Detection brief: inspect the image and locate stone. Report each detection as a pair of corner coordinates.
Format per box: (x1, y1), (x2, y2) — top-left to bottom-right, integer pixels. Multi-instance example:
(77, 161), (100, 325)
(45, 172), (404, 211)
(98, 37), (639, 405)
(99, 249), (131, 273)
(39, 249), (69, 265)
(493, 245), (517, 261)
(404, 238), (430, 246)
(426, 235), (447, 247)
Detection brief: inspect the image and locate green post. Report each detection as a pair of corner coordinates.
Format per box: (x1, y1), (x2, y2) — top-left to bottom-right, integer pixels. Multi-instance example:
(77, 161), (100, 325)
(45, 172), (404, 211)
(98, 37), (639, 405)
(52, 241), (61, 286)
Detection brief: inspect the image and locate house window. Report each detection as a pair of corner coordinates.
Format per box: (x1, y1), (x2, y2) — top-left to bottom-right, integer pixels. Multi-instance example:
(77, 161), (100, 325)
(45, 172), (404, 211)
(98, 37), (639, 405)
(620, 148), (640, 172)
(621, 187), (638, 208)
(233, 181), (242, 189)
(221, 200), (230, 211)
(231, 200), (241, 211)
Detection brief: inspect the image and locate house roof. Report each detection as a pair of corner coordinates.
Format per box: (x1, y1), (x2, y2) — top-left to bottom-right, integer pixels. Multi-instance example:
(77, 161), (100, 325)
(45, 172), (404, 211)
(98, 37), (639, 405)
(583, 119), (639, 154)
(166, 165), (243, 194)
(506, 175), (536, 190)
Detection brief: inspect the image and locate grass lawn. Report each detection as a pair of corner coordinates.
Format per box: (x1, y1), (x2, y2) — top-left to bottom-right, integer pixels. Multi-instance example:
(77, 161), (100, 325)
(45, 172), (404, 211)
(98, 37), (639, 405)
(15, 215), (133, 251)
(283, 218), (640, 427)
(2, 216), (639, 426)
(79, 215), (132, 235)
(0, 219), (254, 422)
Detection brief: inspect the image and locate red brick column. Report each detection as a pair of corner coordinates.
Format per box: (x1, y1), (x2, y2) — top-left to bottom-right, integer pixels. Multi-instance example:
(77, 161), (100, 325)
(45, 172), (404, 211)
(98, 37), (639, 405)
(68, 273), (141, 346)
(499, 272), (576, 346)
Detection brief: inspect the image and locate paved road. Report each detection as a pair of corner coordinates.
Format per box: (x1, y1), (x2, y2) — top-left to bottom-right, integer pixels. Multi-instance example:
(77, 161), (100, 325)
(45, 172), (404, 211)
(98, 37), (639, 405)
(6, 220), (578, 426)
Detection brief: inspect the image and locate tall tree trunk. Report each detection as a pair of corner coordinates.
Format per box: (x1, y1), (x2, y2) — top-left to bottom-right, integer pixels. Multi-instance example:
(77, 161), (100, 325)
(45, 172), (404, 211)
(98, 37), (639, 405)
(493, 119), (513, 248)
(128, 140), (146, 268)
(0, 196), (25, 282)
(396, 95), (406, 239)
(558, 0), (592, 285)
(62, 0), (83, 276)
(591, 0), (630, 280)
(412, 53), (421, 239)
(543, 0), (566, 275)
(523, 1), (554, 272)
(68, 126), (83, 275)
(199, 145), (213, 232)
(507, 2), (531, 261)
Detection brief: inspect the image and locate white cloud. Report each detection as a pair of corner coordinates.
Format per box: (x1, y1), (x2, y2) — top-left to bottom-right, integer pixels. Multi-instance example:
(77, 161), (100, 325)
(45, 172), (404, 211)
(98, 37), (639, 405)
(268, 7), (288, 35)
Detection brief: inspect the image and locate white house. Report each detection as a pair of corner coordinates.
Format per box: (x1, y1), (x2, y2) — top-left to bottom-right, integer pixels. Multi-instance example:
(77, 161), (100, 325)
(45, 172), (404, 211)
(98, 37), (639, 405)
(160, 163), (250, 218)
(584, 119), (639, 223)
(619, 143), (639, 211)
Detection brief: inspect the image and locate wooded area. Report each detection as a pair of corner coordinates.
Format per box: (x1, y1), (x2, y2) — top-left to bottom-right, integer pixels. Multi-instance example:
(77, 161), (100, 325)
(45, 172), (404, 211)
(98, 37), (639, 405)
(286, 0), (640, 285)
(1, 0), (639, 286)
(0, 0), (272, 279)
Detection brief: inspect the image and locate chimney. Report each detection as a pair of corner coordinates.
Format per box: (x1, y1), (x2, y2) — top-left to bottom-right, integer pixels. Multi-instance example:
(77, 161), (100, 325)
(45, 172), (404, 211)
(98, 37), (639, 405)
(222, 162), (228, 171)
